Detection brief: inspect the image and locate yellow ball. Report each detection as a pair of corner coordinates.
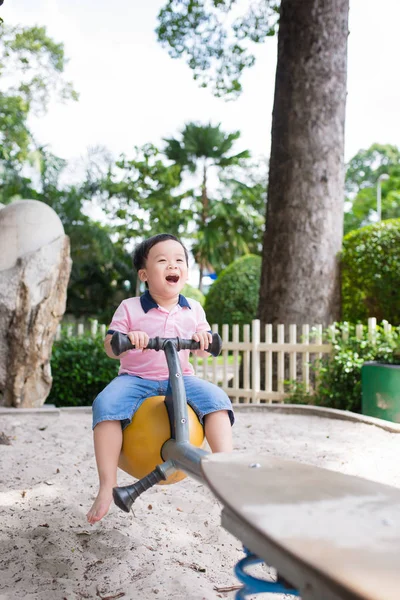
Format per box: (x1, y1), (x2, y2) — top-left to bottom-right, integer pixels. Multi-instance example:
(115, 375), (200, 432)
(118, 395), (205, 485)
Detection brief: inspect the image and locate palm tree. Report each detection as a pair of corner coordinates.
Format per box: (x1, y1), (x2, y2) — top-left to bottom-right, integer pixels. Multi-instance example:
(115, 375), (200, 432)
(163, 122), (250, 290)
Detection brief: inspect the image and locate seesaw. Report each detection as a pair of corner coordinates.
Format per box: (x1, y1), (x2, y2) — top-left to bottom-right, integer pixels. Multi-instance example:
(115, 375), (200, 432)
(111, 332), (400, 600)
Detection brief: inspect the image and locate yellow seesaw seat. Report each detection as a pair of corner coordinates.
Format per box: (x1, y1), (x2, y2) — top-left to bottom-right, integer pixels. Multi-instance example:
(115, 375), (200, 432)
(118, 395), (205, 485)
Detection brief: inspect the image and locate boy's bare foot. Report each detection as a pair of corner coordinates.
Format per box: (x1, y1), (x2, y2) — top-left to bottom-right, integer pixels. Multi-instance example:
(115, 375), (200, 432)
(87, 487), (114, 524)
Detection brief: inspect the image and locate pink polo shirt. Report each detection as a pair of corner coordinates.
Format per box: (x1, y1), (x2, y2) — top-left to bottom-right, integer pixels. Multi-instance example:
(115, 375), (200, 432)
(108, 291), (210, 380)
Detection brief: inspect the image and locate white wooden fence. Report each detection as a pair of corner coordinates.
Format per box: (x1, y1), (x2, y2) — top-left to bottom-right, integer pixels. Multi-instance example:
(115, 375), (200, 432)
(56, 318), (392, 404)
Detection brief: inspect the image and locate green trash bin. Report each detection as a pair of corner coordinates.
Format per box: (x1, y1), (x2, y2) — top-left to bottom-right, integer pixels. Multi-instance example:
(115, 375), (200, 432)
(361, 361), (400, 422)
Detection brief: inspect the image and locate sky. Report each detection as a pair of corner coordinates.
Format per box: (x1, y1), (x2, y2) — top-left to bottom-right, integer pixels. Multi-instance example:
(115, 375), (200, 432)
(2, 0), (400, 169)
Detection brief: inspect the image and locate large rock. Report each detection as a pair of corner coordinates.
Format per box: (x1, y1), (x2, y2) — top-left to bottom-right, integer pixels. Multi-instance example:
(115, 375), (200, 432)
(0, 200), (72, 407)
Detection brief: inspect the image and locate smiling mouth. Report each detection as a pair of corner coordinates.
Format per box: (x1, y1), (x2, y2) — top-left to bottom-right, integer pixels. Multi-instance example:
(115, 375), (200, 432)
(166, 275), (179, 283)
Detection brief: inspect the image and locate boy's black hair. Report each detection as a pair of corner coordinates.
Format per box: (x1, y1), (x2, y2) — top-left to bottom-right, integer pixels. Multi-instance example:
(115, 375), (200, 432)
(132, 233), (189, 272)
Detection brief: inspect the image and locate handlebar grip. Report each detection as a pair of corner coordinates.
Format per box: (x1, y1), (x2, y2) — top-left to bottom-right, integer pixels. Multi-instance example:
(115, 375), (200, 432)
(110, 332), (222, 357)
(110, 332), (163, 355)
(110, 331), (133, 355)
(112, 466), (166, 512)
(208, 333), (222, 357)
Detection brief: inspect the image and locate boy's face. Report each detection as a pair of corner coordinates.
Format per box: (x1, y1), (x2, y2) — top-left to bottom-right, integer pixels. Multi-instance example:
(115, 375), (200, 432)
(138, 240), (188, 298)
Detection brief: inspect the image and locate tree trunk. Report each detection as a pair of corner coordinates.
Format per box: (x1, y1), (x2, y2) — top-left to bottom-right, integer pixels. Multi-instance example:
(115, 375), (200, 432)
(198, 161), (208, 292)
(198, 263), (204, 293)
(259, 0), (349, 328)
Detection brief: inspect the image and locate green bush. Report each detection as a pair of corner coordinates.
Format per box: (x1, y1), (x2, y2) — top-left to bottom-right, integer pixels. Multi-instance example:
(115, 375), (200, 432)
(286, 322), (400, 413)
(204, 254), (261, 329)
(46, 334), (119, 407)
(182, 283), (205, 306)
(342, 219), (400, 323)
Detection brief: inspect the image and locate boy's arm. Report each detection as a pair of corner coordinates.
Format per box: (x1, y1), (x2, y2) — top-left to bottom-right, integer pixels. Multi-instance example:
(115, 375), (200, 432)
(190, 300), (213, 357)
(105, 300), (135, 358)
(104, 334), (118, 359)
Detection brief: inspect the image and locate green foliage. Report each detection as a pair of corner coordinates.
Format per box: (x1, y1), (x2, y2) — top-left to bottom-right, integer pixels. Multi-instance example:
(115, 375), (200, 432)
(1, 144), (135, 320)
(100, 143), (191, 240)
(204, 254), (261, 328)
(0, 27), (132, 321)
(182, 283), (205, 306)
(284, 381), (314, 405)
(284, 322), (400, 413)
(341, 220), (400, 323)
(164, 121), (263, 280)
(0, 94), (30, 164)
(0, 24), (78, 112)
(47, 334), (119, 407)
(193, 176), (265, 271)
(314, 323), (400, 413)
(92, 130), (264, 292)
(0, 163), (34, 204)
(0, 24), (77, 198)
(345, 144), (400, 195)
(344, 144), (400, 234)
(66, 219), (135, 322)
(164, 122), (250, 169)
(18, 147), (136, 321)
(156, 0), (279, 98)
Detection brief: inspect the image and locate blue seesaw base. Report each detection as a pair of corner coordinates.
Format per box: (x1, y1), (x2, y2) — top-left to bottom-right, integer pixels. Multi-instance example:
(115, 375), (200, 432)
(235, 548), (300, 599)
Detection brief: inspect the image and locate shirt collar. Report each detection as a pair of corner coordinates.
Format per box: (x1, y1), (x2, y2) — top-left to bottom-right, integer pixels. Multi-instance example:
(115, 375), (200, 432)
(140, 290), (191, 313)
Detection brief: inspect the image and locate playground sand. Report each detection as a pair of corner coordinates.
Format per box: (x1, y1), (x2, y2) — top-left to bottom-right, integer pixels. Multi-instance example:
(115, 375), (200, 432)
(1, 409), (400, 600)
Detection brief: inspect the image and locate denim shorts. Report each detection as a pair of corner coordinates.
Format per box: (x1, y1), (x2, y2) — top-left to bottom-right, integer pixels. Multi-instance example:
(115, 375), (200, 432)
(92, 374), (234, 430)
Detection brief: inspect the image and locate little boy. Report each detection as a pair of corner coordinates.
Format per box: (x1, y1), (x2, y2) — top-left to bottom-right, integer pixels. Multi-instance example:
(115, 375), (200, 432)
(87, 233), (234, 524)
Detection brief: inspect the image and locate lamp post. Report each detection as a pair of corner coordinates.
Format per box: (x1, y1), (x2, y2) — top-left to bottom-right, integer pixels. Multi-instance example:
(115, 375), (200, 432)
(377, 173), (390, 221)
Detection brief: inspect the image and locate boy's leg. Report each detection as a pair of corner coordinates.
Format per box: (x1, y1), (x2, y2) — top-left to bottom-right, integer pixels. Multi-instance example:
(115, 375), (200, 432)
(87, 421), (122, 524)
(88, 374), (163, 523)
(183, 376), (234, 453)
(204, 410), (233, 452)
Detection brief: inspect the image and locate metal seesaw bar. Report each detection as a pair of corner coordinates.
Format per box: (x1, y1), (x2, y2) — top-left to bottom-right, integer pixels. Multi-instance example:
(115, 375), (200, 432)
(109, 331), (299, 598)
(111, 332), (219, 511)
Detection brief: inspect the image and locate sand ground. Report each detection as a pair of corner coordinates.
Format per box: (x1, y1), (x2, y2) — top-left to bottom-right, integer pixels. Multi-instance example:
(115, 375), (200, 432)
(1, 408), (400, 600)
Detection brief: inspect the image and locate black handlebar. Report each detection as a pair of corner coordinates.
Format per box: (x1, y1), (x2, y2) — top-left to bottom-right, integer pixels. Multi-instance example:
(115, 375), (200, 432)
(110, 331), (222, 358)
(113, 466), (166, 512)
(110, 330), (222, 513)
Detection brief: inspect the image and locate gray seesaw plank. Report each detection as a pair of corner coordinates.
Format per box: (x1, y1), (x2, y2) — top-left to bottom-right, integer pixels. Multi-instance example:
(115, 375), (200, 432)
(201, 453), (400, 600)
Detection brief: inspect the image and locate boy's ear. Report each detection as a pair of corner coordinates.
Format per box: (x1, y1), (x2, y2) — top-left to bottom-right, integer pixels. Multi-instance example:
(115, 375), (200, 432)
(138, 269), (147, 282)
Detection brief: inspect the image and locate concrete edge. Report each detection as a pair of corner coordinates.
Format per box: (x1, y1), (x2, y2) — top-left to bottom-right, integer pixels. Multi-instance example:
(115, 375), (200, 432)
(59, 406), (92, 413)
(233, 403), (400, 434)
(0, 406), (91, 416)
(0, 406), (61, 416)
(1, 403), (400, 434)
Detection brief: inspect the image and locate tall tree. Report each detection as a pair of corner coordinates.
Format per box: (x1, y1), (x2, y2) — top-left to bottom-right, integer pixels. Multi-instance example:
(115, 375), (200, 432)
(157, 0), (350, 326)
(164, 121), (250, 289)
(99, 143), (192, 244)
(157, 0), (280, 99)
(260, 1), (348, 326)
(0, 24), (78, 112)
(0, 24), (78, 199)
(192, 176), (265, 275)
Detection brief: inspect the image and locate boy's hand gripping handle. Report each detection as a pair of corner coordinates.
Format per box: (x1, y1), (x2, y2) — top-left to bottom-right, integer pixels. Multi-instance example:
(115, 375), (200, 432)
(110, 331), (222, 357)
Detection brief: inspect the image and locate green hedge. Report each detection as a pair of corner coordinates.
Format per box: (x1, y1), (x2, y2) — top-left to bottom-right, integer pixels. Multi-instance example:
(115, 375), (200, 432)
(286, 322), (400, 413)
(182, 283), (205, 306)
(46, 334), (119, 407)
(342, 219), (400, 323)
(204, 254), (261, 329)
